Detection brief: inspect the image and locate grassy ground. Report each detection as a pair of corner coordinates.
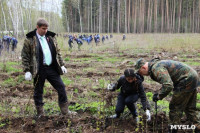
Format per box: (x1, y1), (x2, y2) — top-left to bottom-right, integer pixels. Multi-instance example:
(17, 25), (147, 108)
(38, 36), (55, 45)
(0, 33), (199, 133)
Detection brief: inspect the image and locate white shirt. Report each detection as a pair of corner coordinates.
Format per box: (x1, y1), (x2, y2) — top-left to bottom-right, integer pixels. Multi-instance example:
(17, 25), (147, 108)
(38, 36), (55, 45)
(36, 32), (52, 65)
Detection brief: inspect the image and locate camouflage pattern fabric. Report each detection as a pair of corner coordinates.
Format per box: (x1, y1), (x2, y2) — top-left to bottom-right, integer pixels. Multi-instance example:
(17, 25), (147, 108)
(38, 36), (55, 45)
(21, 29), (65, 78)
(169, 89), (200, 127)
(148, 59), (199, 100)
(148, 58), (199, 129)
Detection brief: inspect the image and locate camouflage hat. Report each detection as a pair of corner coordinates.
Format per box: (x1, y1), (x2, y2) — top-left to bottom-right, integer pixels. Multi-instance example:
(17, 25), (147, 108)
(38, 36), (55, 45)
(134, 58), (146, 71)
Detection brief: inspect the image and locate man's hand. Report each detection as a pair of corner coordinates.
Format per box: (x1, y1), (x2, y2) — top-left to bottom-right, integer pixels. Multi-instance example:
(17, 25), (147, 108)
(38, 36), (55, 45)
(145, 110), (151, 121)
(25, 72), (32, 80)
(61, 66), (67, 74)
(153, 93), (159, 102)
(107, 83), (115, 91)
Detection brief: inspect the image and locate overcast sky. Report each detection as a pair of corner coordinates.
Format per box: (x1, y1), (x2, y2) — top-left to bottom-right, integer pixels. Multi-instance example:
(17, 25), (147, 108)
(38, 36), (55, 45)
(42, 0), (63, 16)
(7, 0), (64, 16)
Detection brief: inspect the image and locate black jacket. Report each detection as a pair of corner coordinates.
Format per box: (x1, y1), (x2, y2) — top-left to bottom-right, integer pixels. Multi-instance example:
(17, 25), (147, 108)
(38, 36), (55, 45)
(112, 74), (148, 110)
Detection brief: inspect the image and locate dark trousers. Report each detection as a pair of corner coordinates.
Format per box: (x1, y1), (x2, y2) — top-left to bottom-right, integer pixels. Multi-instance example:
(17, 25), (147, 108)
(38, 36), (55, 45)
(34, 65), (67, 106)
(11, 43), (16, 52)
(115, 93), (139, 117)
(0, 45), (2, 56)
(68, 43), (72, 49)
(6, 42), (10, 52)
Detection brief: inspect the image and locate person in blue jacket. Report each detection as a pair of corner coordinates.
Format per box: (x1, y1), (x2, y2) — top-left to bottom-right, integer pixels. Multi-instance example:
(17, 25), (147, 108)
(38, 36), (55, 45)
(107, 69), (151, 123)
(122, 34), (126, 40)
(106, 34), (109, 40)
(86, 35), (93, 45)
(4, 35), (11, 52)
(75, 38), (83, 51)
(94, 34), (100, 46)
(2, 35), (8, 51)
(68, 36), (74, 50)
(0, 38), (3, 56)
(102, 35), (105, 44)
(11, 36), (18, 52)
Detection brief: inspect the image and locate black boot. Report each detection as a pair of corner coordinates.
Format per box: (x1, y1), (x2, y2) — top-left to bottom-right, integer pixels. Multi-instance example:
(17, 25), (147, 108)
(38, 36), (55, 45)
(36, 105), (44, 117)
(59, 102), (69, 115)
(59, 102), (77, 116)
(131, 110), (138, 118)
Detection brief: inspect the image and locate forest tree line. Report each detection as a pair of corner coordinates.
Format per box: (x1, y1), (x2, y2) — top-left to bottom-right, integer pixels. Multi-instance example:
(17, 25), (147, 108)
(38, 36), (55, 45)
(1, 0), (200, 38)
(0, 0), (63, 38)
(62, 0), (200, 33)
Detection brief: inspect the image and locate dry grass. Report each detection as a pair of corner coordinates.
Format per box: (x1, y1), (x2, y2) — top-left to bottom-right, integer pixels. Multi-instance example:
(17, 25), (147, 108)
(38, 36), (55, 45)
(54, 33), (200, 55)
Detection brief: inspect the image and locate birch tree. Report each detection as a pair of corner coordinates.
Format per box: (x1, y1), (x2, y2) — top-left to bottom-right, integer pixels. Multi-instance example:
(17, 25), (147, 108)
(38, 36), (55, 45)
(71, 0), (82, 33)
(0, 0), (7, 31)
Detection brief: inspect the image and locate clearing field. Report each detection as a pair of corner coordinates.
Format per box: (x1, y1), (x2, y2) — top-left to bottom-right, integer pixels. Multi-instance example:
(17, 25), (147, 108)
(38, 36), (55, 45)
(0, 34), (200, 133)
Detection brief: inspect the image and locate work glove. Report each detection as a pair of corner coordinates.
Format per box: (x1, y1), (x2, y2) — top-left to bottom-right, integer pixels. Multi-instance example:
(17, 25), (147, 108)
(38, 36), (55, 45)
(68, 110), (77, 116)
(61, 66), (67, 74)
(135, 116), (139, 124)
(153, 93), (159, 102)
(109, 114), (120, 119)
(25, 72), (32, 81)
(145, 109), (151, 121)
(107, 83), (115, 91)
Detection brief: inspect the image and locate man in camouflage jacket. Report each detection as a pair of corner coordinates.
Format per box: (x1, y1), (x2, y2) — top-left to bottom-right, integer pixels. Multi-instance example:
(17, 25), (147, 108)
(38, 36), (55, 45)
(135, 58), (199, 133)
(21, 18), (74, 117)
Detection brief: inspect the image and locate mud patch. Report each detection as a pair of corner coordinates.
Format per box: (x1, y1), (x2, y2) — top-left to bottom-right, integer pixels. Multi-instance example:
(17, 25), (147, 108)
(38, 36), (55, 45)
(0, 74), (9, 80)
(65, 63), (90, 69)
(11, 72), (24, 77)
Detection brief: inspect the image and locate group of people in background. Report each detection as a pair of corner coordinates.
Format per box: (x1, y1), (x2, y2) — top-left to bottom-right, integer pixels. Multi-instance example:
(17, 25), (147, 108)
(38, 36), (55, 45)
(19, 18), (200, 133)
(0, 34), (18, 56)
(0, 32), (124, 55)
(67, 33), (116, 51)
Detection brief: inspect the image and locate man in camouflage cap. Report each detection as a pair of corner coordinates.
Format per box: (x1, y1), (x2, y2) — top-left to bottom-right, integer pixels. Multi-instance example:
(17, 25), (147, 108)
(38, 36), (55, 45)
(135, 58), (200, 133)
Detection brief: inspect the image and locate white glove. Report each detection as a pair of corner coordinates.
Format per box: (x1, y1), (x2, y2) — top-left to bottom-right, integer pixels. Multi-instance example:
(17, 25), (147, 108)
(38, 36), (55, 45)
(107, 83), (114, 90)
(135, 116), (139, 124)
(25, 72), (32, 81)
(146, 110), (151, 121)
(61, 66), (67, 74)
(68, 110), (77, 115)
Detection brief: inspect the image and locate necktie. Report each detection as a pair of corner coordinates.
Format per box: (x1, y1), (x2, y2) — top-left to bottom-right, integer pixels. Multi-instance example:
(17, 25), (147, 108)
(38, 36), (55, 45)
(40, 36), (51, 65)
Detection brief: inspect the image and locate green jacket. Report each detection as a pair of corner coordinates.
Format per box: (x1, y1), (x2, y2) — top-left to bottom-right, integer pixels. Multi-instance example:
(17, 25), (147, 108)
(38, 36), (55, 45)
(148, 58), (199, 100)
(21, 29), (65, 78)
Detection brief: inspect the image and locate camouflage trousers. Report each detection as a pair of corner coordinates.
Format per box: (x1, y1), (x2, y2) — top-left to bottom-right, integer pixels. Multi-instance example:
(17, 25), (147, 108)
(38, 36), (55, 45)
(169, 89), (200, 129)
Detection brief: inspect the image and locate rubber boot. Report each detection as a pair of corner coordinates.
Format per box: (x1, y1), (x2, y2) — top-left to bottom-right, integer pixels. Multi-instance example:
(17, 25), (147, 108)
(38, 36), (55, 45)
(36, 106), (44, 117)
(59, 102), (69, 115)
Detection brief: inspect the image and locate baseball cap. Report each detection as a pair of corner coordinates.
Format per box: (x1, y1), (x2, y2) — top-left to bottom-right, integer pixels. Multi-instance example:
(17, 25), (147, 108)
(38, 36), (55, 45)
(135, 58), (146, 71)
